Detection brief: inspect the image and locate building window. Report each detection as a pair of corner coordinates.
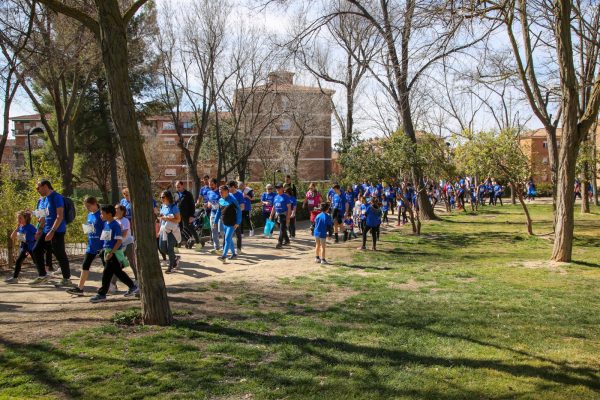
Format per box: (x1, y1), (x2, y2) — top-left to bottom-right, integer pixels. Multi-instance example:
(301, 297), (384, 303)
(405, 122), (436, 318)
(542, 141), (547, 148)
(164, 168), (177, 177)
(279, 118), (291, 131)
(163, 122), (175, 130)
(163, 138), (176, 146)
(281, 96), (289, 110)
(182, 121), (193, 129)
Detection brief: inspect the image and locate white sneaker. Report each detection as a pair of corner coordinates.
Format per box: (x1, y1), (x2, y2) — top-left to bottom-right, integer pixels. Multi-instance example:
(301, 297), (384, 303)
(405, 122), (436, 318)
(249, 230), (254, 237)
(320, 259), (330, 265)
(109, 283), (118, 294)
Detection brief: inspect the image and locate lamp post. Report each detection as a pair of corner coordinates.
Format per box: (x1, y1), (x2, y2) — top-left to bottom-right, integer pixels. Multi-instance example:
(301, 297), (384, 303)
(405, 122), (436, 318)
(25, 127), (45, 177)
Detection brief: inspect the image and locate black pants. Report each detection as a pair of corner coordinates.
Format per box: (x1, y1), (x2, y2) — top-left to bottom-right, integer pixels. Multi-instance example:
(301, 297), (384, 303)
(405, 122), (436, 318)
(241, 210), (253, 235)
(277, 214), (289, 245)
(383, 210), (389, 223)
(362, 225), (379, 248)
(32, 232), (70, 279)
(12, 244), (29, 278)
(235, 225), (243, 251)
(288, 216), (296, 237)
(98, 251), (134, 295)
(180, 217), (200, 243)
(81, 252), (98, 271)
(359, 220), (366, 233)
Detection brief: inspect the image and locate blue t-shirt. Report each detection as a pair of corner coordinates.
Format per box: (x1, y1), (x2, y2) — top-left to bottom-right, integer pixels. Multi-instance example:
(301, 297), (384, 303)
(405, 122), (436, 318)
(102, 220), (123, 249)
(199, 185), (210, 200)
(243, 189), (254, 212)
(205, 189), (220, 215)
(215, 194), (242, 226)
(345, 191), (355, 207)
(261, 192), (276, 213)
(43, 191), (67, 234)
(365, 205), (382, 227)
(160, 203), (180, 227)
(85, 210), (104, 254)
(119, 198), (132, 221)
(327, 188), (335, 201)
(360, 204), (367, 220)
(232, 190), (245, 211)
(332, 193), (345, 211)
(17, 224), (37, 252)
(273, 193), (290, 214)
(289, 196), (297, 210)
(313, 212), (333, 239)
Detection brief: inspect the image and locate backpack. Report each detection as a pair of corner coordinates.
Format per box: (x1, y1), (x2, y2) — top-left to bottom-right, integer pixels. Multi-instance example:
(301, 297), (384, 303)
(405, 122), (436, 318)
(222, 203), (237, 226)
(63, 197), (76, 224)
(49, 192), (76, 225)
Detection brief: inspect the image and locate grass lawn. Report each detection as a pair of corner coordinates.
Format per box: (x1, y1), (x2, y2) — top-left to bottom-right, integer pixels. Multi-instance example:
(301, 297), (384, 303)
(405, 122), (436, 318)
(1, 204), (599, 399)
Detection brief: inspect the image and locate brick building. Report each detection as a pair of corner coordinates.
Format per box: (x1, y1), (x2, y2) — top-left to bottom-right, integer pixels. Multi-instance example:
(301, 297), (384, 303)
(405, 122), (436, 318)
(6, 114), (47, 173)
(7, 71), (335, 186)
(240, 71), (335, 181)
(520, 125), (600, 184)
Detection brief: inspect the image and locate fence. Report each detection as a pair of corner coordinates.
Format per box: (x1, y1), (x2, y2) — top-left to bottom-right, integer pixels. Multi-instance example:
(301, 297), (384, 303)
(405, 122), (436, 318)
(0, 242), (88, 271)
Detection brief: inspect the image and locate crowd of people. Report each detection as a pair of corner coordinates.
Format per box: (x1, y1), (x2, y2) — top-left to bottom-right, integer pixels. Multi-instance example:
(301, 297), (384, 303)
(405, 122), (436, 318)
(4, 174), (557, 303)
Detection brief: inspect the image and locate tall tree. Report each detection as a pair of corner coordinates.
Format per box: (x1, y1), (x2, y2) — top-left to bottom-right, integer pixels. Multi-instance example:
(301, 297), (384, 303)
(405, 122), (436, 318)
(288, 1), (379, 153)
(37, 0), (172, 325)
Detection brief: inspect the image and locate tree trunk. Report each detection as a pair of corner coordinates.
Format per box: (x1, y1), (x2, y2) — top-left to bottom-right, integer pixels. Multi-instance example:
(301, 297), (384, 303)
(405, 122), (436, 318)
(510, 183), (516, 205)
(109, 143), (120, 204)
(517, 189), (533, 235)
(581, 169), (590, 214)
(551, 0), (583, 263)
(60, 164), (74, 196)
(95, 0), (172, 325)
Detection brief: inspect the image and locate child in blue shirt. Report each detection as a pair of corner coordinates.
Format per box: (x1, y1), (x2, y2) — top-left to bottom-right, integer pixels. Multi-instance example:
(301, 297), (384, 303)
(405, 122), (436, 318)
(286, 187), (298, 238)
(89, 204), (139, 303)
(313, 202), (333, 265)
(343, 213), (357, 240)
(358, 198), (382, 251)
(5, 211), (37, 283)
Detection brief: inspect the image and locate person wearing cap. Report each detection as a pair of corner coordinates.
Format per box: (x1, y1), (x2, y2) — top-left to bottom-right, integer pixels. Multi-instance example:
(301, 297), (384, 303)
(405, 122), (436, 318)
(269, 183), (291, 249)
(260, 184), (276, 237)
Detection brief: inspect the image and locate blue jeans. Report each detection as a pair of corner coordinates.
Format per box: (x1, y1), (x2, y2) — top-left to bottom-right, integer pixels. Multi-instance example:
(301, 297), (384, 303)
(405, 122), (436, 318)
(209, 213), (223, 250)
(159, 232), (177, 268)
(222, 224), (236, 257)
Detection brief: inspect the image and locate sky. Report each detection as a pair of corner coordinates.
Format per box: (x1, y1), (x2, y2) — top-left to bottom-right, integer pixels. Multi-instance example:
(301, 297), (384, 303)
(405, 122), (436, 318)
(1, 0), (547, 143)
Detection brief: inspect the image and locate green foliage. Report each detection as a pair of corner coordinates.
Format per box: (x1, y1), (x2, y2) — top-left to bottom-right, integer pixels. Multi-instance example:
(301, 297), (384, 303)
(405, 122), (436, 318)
(338, 131), (456, 186)
(1, 206), (599, 398)
(454, 130), (531, 184)
(111, 308), (143, 326)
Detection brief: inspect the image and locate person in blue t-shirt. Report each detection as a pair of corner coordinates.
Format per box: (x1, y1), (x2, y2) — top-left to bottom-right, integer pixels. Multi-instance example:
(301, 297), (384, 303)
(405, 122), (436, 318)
(381, 193), (390, 224)
(493, 181), (504, 206)
(286, 187), (298, 238)
(358, 198), (383, 251)
(4, 210), (37, 283)
(331, 184), (348, 243)
(66, 197), (105, 295)
(30, 180), (71, 286)
(269, 183), (291, 249)
(313, 202), (333, 265)
(159, 191), (182, 273)
(120, 187), (133, 222)
(89, 204), (139, 303)
(260, 184), (277, 235)
(204, 178), (222, 252)
(195, 175), (211, 208)
(228, 181), (246, 254)
(239, 181), (255, 237)
(215, 185), (242, 261)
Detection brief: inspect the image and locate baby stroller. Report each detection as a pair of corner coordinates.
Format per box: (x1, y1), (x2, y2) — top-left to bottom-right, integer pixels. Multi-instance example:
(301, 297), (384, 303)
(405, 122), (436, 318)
(182, 208), (211, 248)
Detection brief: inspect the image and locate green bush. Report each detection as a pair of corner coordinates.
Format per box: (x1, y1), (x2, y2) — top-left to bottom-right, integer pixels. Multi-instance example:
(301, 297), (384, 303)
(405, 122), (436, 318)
(111, 308), (142, 326)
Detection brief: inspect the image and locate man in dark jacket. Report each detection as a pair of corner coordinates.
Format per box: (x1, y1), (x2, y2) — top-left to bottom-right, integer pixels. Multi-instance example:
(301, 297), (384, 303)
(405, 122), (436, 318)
(175, 181), (199, 245)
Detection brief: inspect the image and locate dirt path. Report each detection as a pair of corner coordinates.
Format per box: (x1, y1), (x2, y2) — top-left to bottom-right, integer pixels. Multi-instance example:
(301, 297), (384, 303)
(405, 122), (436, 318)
(0, 220), (375, 343)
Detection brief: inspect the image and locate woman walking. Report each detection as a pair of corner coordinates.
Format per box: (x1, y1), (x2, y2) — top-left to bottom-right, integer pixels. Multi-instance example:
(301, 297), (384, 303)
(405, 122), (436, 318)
(158, 191), (181, 274)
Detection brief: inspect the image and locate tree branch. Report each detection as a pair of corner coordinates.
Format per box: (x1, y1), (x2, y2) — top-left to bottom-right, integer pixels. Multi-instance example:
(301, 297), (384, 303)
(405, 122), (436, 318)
(123, 0), (149, 25)
(36, 0), (100, 37)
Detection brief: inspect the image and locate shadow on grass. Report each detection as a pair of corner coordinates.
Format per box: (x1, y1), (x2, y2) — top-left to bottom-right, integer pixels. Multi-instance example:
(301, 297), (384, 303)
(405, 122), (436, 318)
(569, 260), (600, 268)
(336, 262), (392, 271)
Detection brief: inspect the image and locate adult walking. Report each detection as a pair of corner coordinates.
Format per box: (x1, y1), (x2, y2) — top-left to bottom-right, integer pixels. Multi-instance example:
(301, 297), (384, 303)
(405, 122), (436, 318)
(214, 185), (242, 261)
(303, 182), (322, 212)
(158, 190), (181, 274)
(269, 183), (291, 249)
(30, 180), (71, 285)
(120, 187), (133, 222)
(260, 184), (276, 235)
(175, 180), (199, 246)
(205, 178), (222, 253)
(358, 197), (383, 251)
(228, 181), (245, 253)
(284, 175), (298, 199)
(239, 181), (254, 237)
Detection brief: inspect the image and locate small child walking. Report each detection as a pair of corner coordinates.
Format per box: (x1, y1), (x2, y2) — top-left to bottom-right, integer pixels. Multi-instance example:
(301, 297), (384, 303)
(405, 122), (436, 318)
(4, 211), (37, 283)
(343, 213), (357, 240)
(313, 202), (333, 265)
